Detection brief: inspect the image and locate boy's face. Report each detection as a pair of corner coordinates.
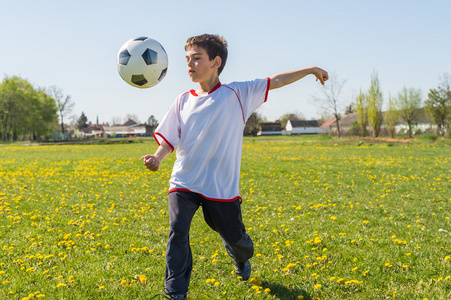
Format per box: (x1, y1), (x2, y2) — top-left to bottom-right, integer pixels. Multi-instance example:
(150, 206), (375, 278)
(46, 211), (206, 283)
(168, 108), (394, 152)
(185, 45), (219, 83)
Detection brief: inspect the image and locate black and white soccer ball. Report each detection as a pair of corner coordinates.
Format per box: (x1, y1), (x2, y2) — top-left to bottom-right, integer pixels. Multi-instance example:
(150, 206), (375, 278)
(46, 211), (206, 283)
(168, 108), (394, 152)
(117, 37), (168, 88)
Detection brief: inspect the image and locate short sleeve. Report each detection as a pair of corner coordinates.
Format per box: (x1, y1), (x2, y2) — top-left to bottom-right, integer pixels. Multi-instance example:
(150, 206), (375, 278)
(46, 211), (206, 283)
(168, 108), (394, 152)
(153, 97), (181, 152)
(230, 78), (270, 121)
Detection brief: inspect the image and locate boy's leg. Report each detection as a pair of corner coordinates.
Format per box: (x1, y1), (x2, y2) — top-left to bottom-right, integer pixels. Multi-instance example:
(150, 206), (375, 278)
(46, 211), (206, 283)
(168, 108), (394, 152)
(165, 191), (201, 295)
(201, 199), (254, 268)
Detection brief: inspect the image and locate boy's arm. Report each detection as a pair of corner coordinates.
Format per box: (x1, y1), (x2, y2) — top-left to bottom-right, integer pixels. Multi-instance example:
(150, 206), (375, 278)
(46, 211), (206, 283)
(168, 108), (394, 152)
(141, 140), (172, 172)
(269, 66), (328, 90)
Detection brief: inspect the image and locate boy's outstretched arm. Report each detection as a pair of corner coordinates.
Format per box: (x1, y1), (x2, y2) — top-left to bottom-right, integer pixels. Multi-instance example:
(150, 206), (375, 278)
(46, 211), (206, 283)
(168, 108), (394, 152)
(269, 66), (328, 90)
(141, 140), (172, 172)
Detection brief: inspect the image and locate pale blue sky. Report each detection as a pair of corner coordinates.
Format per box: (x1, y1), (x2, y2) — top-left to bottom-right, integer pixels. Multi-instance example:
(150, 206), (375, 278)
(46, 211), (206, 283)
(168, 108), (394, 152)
(1, 0), (450, 124)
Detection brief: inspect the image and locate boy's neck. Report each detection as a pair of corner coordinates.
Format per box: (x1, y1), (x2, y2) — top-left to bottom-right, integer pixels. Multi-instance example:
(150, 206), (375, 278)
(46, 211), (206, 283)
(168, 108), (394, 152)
(196, 77), (220, 96)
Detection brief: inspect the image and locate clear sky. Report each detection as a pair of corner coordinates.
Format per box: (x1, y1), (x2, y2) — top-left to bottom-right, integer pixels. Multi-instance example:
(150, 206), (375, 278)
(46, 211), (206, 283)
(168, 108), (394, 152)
(1, 0), (450, 125)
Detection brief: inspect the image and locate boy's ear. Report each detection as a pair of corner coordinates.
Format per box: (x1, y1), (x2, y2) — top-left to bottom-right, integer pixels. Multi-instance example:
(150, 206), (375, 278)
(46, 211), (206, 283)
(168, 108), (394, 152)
(212, 56), (222, 69)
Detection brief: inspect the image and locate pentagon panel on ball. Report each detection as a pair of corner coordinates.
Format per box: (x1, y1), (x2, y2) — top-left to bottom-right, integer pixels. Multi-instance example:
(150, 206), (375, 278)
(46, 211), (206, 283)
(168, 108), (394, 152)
(117, 36), (168, 88)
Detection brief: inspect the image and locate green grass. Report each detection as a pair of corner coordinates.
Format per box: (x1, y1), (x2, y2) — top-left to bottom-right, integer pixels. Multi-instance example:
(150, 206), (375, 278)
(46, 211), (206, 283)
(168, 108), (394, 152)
(0, 136), (450, 299)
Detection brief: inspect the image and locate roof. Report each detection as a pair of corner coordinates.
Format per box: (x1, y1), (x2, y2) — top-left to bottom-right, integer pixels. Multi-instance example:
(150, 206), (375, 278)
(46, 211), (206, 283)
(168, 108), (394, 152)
(320, 118), (337, 128)
(81, 124), (104, 133)
(122, 119), (138, 126)
(289, 120), (319, 128)
(259, 122), (282, 131)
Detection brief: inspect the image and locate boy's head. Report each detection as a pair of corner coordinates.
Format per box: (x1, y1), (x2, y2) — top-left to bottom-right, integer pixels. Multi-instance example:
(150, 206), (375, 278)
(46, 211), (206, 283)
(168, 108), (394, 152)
(185, 34), (228, 75)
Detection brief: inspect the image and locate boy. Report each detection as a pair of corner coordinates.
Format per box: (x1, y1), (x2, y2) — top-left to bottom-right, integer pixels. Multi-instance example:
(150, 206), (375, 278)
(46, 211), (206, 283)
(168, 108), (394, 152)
(142, 34), (328, 299)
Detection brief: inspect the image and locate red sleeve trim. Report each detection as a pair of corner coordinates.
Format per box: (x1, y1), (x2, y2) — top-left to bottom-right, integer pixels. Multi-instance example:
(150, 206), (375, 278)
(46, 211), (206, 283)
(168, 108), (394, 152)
(169, 188), (242, 203)
(153, 132), (175, 152)
(264, 77), (270, 103)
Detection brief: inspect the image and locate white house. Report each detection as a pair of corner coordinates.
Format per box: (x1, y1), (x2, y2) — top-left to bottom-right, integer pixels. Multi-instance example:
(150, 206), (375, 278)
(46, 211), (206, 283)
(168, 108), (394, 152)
(285, 120), (322, 135)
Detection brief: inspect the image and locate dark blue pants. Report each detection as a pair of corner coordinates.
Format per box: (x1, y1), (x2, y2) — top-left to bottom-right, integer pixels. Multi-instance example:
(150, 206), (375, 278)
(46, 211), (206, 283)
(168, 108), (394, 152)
(164, 191), (254, 294)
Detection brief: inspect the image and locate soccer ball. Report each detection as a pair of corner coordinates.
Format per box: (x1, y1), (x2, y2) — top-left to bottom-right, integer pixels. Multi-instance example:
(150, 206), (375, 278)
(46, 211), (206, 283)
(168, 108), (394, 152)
(117, 37), (168, 88)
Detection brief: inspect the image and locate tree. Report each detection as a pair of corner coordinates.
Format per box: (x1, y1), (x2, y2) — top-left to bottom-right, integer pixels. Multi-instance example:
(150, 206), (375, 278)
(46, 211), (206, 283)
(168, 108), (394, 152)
(312, 74), (347, 138)
(147, 115), (159, 127)
(384, 94), (399, 138)
(244, 111), (264, 135)
(344, 103), (354, 115)
(47, 86), (74, 138)
(0, 76), (58, 141)
(111, 116), (122, 126)
(76, 112), (89, 130)
(397, 87), (422, 138)
(425, 73), (451, 136)
(355, 90), (369, 137)
(367, 72), (383, 138)
(279, 112), (305, 128)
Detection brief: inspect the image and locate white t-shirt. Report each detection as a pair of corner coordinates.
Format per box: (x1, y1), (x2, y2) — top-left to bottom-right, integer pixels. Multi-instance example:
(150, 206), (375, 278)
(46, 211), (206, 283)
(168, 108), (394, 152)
(154, 78), (270, 202)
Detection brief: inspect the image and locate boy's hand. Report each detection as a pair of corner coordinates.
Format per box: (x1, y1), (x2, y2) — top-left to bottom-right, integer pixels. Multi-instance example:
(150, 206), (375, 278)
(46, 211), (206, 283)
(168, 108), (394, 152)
(141, 154), (160, 172)
(313, 67), (329, 85)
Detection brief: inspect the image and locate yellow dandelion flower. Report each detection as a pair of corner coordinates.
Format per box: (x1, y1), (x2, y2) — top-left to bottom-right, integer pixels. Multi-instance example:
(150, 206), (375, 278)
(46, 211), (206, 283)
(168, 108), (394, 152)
(56, 283), (66, 288)
(138, 275), (146, 284)
(314, 284), (322, 289)
(98, 286), (105, 290)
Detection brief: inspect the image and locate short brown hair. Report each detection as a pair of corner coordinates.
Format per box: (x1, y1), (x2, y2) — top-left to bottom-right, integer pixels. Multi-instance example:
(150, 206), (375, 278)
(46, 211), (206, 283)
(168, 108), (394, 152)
(185, 34), (228, 75)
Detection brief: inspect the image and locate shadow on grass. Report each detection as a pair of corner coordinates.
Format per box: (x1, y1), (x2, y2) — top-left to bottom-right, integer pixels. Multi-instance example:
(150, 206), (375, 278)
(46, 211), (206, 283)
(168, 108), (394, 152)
(260, 280), (311, 300)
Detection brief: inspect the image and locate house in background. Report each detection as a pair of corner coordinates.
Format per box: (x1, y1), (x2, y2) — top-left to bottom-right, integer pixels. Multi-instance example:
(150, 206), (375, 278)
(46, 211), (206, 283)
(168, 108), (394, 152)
(257, 121), (282, 136)
(285, 120), (322, 135)
(81, 124), (105, 138)
(319, 118), (336, 134)
(102, 119), (156, 138)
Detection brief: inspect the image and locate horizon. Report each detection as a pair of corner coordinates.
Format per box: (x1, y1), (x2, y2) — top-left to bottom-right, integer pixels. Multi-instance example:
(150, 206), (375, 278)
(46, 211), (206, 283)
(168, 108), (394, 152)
(1, 1), (450, 125)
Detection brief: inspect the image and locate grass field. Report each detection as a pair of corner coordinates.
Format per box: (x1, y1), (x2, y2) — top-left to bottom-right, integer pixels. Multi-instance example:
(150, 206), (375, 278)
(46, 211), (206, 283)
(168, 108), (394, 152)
(0, 136), (450, 299)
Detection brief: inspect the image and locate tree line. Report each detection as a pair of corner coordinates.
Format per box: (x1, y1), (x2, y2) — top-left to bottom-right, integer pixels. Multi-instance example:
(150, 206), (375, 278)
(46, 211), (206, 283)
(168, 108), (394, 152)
(0, 76), (59, 141)
(317, 72), (451, 138)
(2, 73), (450, 141)
(354, 72), (450, 138)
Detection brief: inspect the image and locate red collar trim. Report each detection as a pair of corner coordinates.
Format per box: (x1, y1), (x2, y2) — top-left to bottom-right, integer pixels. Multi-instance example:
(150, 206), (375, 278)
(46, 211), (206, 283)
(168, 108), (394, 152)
(189, 82), (221, 96)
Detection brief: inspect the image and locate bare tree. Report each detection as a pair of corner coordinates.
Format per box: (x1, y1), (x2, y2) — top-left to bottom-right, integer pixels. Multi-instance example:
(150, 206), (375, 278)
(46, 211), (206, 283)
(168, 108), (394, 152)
(311, 74), (347, 138)
(111, 116), (122, 126)
(47, 86), (74, 138)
